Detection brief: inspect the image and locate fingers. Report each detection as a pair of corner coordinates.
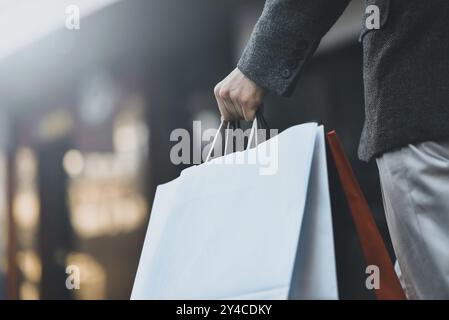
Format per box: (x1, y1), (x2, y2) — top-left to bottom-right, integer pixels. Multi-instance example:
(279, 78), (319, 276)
(214, 83), (232, 121)
(214, 82), (242, 121)
(240, 94), (261, 121)
(214, 85), (258, 121)
(214, 68), (264, 122)
(228, 90), (245, 120)
(224, 93), (244, 121)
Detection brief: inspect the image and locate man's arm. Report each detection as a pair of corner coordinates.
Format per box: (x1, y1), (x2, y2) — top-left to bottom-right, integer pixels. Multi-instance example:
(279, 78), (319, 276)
(215, 0), (351, 121)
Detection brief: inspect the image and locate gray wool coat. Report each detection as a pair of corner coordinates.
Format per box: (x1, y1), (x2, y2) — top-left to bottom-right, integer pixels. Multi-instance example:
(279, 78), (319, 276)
(238, 0), (449, 161)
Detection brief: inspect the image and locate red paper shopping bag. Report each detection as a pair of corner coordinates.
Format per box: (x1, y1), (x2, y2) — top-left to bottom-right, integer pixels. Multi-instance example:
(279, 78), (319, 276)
(326, 131), (406, 300)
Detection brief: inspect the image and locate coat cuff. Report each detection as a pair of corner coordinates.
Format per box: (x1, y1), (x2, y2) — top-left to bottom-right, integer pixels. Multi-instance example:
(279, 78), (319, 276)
(237, 35), (320, 97)
(237, 0), (349, 97)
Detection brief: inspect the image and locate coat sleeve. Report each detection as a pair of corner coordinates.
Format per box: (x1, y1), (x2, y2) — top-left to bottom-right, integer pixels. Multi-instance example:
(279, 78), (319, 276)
(237, 0), (351, 96)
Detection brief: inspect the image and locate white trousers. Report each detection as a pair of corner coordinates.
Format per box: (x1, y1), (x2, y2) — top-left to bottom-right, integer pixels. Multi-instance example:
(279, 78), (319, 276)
(377, 140), (449, 299)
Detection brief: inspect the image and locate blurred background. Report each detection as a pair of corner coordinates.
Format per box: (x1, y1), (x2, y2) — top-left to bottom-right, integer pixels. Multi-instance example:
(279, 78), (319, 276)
(0, 0), (391, 299)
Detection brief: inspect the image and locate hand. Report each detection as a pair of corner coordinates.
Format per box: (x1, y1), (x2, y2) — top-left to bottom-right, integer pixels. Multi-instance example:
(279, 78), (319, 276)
(214, 68), (264, 121)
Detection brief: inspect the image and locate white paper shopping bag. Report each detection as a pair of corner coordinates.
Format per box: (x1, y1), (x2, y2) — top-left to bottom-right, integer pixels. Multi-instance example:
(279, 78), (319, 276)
(131, 122), (337, 300)
(289, 125), (337, 299)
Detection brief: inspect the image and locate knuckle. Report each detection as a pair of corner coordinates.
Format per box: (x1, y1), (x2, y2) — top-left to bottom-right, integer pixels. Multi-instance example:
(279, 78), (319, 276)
(241, 91), (254, 104)
(219, 87), (229, 99)
(239, 95), (250, 106)
(214, 84), (221, 97)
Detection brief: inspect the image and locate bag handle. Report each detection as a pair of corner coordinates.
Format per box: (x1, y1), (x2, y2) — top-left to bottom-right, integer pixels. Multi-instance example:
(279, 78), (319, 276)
(205, 110), (269, 163)
(246, 117), (259, 150)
